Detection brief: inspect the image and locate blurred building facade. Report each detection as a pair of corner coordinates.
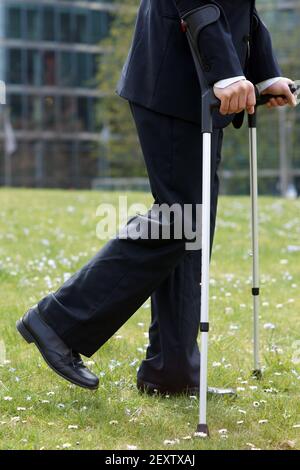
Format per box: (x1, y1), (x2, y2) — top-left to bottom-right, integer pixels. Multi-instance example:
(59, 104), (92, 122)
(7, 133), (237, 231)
(0, 0), (114, 188)
(0, 1), (300, 193)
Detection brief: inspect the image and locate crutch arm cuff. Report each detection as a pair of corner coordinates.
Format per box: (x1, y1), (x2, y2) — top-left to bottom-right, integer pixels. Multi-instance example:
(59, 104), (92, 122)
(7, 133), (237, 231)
(181, 4), (245, 87)
(182, 5), (220, 38)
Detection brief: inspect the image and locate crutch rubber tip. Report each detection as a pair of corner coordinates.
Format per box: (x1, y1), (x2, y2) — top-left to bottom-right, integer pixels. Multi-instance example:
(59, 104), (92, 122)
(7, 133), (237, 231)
(252, 369), (263, 380)
(195, 424), (210, 438)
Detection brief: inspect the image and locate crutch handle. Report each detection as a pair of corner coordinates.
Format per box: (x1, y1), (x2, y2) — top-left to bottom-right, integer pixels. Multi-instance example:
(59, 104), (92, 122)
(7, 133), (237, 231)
(210, 83), (297, 111)
(255, 83), (297, 107)
(209, 83), (297, 112)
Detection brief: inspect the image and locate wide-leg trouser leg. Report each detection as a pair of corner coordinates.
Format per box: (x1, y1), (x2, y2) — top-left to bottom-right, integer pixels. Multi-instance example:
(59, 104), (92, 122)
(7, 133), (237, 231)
(38, 103), (222, 358)
(137, 133), (223, 391)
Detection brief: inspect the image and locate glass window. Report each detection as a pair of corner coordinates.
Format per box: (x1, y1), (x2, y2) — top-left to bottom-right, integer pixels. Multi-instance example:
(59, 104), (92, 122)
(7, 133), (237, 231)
(74, 12), (87, 43)
(8, 49), (23, 84)
(25, 95), (42, 130)
(75, 53), (89, 87)
(59, 11), (73, 43)
(43, 7), (55, 41)
(9, 94), (24, 130)
(43, 96), (56, 130)
(90, 12), (104, 43)
(7, 7), (22, 39)
(26, 8), (40, 40)
(43, 51), (56, 86)
(27, 50), (42, 86)
(77, 97), (89, 131)
(89, 98), (101, 133)
(90, 54), (99, 88)
(58, 96), (76, 132)
(100, 12), (111, 38)
(58, 51), (74, 87)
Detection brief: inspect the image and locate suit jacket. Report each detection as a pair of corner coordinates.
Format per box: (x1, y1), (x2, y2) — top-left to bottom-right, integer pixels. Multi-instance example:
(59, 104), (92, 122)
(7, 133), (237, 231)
(117, 0), (281, 128)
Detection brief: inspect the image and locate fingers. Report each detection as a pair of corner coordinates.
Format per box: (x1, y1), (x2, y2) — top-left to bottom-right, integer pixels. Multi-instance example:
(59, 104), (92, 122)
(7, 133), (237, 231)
(266, 92), (295, 108)
(285, 87), (297, 107)
(262, 78), (298, 108)
(228, 94), (239, 114)
(215, 80), (256, 115)
(246, 85), (256, 115)
(237, 87), (247, 114)
(267, 97), (287, 108)
(219, 92), (230, 115)
(276, 97), (288, 106)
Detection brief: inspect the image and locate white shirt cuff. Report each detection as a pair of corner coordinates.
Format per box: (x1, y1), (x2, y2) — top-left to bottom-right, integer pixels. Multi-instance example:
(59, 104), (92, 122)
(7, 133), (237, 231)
(256, 77), (282, 94)
(214, 76), (246, 89)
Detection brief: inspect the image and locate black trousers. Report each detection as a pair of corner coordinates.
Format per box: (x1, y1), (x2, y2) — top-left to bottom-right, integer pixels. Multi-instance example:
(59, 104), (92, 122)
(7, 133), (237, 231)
(38, 102), (223, 391)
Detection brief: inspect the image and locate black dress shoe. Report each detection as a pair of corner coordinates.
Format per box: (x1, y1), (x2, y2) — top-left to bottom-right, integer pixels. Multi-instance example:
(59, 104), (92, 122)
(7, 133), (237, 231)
(16, 308), (99, 390)
(137, 379), (236, 397)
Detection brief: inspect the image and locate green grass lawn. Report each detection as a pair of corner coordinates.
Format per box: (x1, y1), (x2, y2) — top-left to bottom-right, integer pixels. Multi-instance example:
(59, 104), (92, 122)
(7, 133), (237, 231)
(0, 188), (300, 450)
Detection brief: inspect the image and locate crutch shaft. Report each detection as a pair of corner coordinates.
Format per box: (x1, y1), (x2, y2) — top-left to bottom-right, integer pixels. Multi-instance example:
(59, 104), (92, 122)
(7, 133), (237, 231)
(199, 133), (212, 431)
(181, 6), (223, 437)
(249, 121), (261, 375)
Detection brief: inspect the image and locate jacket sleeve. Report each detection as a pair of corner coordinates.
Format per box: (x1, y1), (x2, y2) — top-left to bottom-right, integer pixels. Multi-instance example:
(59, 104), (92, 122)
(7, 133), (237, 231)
(247, 8), (281, 84)
(173, 0), (244, 86)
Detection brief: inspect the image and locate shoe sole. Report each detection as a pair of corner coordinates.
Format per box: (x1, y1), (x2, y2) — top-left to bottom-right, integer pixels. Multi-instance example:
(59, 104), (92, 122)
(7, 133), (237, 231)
(16, 318), (98, 391)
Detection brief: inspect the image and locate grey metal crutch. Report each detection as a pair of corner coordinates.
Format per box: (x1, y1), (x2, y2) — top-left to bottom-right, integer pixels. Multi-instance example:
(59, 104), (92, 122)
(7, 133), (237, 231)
(181, 5), (222, 438)
(248, 109), (262, 378)
(249, 84), (298, 379)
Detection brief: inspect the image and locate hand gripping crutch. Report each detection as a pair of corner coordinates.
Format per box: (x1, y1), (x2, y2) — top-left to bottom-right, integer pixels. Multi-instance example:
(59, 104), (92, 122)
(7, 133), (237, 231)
(249, 84), (298, 379)
(181, 5), (221, 438)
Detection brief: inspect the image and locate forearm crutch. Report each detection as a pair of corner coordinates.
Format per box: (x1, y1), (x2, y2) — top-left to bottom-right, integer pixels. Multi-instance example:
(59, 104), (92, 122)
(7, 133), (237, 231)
(181, 5), (221, 438)
(248, 109), (261, 378)
(182, 4), (297, 436)
(249, 84), (297, 379)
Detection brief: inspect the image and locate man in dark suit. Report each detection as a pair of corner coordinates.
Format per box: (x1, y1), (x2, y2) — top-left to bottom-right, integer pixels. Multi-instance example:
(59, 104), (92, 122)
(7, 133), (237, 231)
(17, 1), (296, 393)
